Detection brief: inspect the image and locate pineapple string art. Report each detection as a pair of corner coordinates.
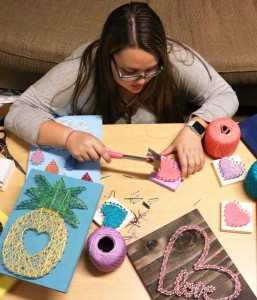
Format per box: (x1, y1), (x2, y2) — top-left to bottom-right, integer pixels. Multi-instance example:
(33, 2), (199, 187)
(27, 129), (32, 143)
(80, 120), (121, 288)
(2, 174), (87, 278)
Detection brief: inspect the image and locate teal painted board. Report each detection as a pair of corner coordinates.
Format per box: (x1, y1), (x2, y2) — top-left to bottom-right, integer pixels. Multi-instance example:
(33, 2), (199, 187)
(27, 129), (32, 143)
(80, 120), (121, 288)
(27, 115), (102, 183)
(0, 169), (103, 293)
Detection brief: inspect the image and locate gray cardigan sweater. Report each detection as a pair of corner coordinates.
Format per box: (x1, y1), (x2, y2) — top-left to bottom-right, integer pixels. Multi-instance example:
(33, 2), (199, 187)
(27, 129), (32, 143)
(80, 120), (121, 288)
(5, 42), (239, 145)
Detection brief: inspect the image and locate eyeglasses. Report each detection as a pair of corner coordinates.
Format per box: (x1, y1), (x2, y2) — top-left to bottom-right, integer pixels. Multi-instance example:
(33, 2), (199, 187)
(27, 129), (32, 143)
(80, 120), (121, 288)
(112, 58), (164, 82)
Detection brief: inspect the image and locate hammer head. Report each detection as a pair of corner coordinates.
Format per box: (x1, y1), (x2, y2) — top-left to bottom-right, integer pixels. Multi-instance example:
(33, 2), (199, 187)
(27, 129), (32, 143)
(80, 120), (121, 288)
(146, 148), (161, 172)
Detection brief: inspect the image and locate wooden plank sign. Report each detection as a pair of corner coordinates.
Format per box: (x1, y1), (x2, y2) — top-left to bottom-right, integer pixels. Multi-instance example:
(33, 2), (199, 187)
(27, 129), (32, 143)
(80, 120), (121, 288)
(127, 209), (256, 299)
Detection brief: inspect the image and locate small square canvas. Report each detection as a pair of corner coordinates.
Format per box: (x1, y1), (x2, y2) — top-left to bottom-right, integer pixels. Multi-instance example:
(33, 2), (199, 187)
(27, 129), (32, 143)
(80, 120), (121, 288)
(221, 200), (253, 233)
(0, 158), (15, 191)
(149, 172), (181, 191)
(148, 156), (181, 191)
(94, 197), (134, 231)
(212, 154), (247, 186)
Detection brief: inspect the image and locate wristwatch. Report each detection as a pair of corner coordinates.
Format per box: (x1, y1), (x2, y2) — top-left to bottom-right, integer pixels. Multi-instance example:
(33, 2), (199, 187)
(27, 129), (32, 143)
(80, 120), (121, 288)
(186, 120), (206, 138)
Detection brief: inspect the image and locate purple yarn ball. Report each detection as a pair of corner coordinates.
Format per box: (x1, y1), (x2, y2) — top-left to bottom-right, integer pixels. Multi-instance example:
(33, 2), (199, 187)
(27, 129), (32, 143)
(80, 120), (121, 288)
(87, 226), (126, 272)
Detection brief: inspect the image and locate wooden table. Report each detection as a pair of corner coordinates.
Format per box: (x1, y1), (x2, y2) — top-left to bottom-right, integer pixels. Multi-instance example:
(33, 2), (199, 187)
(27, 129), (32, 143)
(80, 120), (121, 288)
(1, 123), (256, 299)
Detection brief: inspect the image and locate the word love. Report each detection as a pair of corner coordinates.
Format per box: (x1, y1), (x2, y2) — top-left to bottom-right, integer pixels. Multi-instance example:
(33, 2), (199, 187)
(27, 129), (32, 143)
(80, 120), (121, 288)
(158, 225), (241, 300)
(172, 269), (215, 297)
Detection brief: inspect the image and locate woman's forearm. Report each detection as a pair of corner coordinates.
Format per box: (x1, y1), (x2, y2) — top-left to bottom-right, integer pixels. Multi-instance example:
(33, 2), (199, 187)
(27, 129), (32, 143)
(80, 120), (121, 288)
(37, 120), (73, 148)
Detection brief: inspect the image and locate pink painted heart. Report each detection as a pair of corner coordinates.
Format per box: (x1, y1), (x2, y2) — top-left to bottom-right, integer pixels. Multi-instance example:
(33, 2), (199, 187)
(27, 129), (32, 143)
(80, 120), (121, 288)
(158, 225), (241, 299)
(156, 156), (181, 182)
(224, 201), (251, 227)
(219, 157), (245, 180)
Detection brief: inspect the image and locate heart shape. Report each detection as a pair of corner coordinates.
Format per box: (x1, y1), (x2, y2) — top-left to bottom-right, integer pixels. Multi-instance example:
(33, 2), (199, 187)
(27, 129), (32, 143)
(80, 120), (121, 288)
(23, 229), (51, 255)
(101, 202), (127, 229)
(219, 157), (245, 180)
(224, 201), (251, 227)
(156, 156), (181, 182)
(158, 225), (241, 299)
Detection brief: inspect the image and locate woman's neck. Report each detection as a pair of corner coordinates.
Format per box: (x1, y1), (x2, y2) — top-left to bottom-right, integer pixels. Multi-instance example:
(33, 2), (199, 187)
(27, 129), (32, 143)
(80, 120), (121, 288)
(119, 86), (138, 102)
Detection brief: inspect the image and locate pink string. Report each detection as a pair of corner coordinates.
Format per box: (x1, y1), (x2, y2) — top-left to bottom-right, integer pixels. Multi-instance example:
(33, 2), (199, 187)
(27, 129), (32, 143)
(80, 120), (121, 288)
(156, 156), (181, 182)
(204, 118), (240, 158)
(158, 225), (241, 300)
(63, 129), (76, 148)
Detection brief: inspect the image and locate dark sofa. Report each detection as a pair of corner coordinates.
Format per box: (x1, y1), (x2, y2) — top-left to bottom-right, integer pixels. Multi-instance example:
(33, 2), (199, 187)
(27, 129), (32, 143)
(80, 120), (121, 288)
(0, 0), (257, 108)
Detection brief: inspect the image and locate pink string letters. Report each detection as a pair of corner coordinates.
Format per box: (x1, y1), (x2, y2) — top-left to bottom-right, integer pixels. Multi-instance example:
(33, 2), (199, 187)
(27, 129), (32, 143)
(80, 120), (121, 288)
(158, 225), (241, 300)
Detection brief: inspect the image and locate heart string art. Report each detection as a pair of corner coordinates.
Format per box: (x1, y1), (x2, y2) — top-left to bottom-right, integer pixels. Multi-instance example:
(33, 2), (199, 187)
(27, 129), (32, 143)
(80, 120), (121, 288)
(224, 202), (251, 227)
(218, 157), (245, 181)
(2, 174), (87, 278)
(158, 225), (241, 300)
(101, 202), (128, 229)
(156, 156), (181, 182)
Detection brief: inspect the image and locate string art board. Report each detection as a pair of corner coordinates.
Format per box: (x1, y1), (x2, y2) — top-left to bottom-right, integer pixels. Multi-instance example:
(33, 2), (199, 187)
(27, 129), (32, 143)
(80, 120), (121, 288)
(221, 200), (253, 234)
(149, 157), (181, 192)
(212, 155), (247, 187)
(0, 169), (103, 293)
(127, 209), (256, 300)
(0, 210), (17, 299)
(93, 197), (135, 231)
(27, 115), (102, 183)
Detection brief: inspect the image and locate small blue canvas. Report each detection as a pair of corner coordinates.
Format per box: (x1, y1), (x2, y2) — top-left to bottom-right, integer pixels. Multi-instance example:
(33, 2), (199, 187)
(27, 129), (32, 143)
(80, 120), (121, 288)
(0, 169), (103, 293)
(27, 115), (102, 183)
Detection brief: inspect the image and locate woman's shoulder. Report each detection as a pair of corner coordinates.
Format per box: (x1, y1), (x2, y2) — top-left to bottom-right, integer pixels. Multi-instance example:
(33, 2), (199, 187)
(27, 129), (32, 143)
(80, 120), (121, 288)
(167, 38), (198, 67)
(166, 37), (213, 80)
(65, 42), (94, 60)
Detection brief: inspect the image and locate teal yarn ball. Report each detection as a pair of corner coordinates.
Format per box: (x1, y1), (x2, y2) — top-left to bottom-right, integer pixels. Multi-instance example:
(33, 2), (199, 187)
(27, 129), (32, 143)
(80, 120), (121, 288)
(244, 161), (257, 200)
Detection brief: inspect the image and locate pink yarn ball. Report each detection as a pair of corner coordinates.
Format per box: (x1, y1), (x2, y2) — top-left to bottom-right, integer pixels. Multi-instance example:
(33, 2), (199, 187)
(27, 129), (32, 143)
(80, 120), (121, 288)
(87, 226), (126, 272)
(204, 118), (241, 158)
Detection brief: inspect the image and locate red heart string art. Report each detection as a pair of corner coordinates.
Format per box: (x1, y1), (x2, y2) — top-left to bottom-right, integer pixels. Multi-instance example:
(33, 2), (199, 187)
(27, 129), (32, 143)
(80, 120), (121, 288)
(156, 156), (181, 182)
(158, 225), (241, 299)
(224, 202), (251, 227)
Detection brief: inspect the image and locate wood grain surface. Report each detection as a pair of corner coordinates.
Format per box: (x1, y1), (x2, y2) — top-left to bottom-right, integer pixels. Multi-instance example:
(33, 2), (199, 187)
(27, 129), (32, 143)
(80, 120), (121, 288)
(127, 209), (257, 299)
(1, 124), (256, 299)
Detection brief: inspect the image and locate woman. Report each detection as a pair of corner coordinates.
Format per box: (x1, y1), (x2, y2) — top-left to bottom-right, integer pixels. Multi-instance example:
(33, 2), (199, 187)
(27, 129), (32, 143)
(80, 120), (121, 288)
(5, 2), (238, 179)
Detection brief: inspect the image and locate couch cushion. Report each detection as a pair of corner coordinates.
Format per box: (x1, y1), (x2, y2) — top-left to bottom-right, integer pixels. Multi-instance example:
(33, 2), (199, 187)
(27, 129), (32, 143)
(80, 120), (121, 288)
(0, 0), (257, 94)
(0, 0), (146, 75)
(149, 0), (257, 85)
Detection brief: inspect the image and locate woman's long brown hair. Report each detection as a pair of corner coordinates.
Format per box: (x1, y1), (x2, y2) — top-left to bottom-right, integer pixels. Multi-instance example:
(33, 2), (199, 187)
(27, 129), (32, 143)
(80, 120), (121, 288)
(72, 2), (188, 123)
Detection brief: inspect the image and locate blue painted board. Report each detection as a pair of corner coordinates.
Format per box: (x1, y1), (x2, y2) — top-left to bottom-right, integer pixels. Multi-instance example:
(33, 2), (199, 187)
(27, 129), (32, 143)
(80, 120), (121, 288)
(0, 169), (103, 293)
(27, 115), (102, 183)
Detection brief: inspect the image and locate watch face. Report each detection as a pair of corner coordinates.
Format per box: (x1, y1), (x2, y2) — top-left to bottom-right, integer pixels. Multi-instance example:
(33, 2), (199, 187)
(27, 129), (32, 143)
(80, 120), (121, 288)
(193, 121), (205, 135)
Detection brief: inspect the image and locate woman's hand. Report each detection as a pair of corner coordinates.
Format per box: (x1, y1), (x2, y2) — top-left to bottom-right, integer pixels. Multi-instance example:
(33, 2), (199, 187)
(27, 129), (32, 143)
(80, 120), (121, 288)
(160, 126), (205, 180)
(65, 130), (111, 163)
